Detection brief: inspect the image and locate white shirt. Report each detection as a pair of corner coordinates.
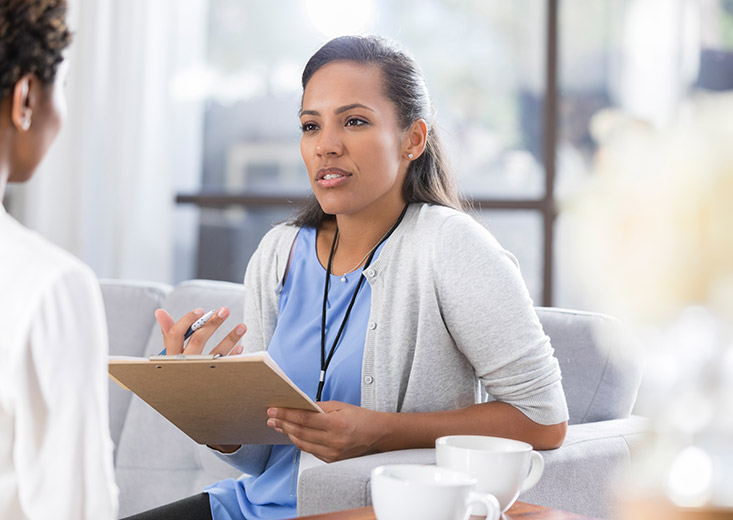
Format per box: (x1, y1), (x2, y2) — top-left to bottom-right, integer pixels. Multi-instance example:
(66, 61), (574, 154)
(0, 206), (118, 519)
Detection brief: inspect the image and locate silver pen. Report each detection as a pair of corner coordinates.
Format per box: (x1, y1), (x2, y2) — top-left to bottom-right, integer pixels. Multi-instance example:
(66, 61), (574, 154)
(159, 309), (216, 355)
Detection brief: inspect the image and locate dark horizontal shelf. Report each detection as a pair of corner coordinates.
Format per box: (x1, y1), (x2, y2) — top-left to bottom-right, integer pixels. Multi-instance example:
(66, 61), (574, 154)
(176, 192), (308, 207)
(175, 192), (554, 212)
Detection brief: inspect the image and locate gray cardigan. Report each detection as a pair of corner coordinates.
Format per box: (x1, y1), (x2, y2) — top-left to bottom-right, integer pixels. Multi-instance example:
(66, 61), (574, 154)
(219, 203), (568, 474)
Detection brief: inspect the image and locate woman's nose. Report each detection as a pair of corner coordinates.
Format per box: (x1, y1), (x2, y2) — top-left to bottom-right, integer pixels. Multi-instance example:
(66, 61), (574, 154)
(315, 126), (343, 156)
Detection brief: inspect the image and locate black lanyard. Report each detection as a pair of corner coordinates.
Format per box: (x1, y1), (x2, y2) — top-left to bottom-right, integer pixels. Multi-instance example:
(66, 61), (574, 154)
(317, 205), (408, 401)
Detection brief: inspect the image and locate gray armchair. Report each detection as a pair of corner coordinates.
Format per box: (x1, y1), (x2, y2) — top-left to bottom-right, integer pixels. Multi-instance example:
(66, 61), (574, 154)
(102, 280), (647, 519)
(297, 308), (648, 518)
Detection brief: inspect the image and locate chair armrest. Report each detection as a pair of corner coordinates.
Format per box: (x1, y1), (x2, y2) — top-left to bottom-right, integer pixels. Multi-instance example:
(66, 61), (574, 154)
(297, 449), (434, 516)
(523, 415), (650, 518)
(296, 416), (650, 517)
(100, 279), (171, 460)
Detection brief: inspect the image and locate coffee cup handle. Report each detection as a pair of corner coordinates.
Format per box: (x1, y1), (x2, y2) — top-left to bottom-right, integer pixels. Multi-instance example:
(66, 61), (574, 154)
(463, 491), (501, 520)
(520, 451), (545, 493)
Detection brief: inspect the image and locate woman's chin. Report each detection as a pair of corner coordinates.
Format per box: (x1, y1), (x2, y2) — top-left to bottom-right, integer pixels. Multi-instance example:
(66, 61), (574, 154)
(313, 196), (353, 217)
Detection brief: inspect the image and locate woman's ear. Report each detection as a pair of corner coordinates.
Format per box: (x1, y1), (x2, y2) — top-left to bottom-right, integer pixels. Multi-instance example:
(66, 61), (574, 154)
(404, 119), (428, 161)
(11, 74), (34, 132)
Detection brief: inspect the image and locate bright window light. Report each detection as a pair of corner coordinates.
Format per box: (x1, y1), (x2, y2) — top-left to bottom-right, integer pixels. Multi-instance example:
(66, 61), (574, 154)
(304, 0), (376, 39)
(666, 445), (713, 507)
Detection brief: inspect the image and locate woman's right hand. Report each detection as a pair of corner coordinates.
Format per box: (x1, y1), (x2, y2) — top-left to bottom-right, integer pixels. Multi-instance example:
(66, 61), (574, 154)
(155, 307), (246, 455)
(154, 306), (246, 357)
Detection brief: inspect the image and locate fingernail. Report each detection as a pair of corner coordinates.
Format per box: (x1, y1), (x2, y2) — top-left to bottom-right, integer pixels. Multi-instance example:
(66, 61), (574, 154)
(267, 408), (277, 417)
(234, 345), (243, 354)
(235, 325), (245, 336)
(217, 307), (228, 318)
(194, 308), (204, 316)
(267, 419), (276, 428)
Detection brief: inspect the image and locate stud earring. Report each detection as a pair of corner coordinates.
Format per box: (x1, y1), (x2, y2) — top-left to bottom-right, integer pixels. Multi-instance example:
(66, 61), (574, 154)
(408, 153), (414, 160)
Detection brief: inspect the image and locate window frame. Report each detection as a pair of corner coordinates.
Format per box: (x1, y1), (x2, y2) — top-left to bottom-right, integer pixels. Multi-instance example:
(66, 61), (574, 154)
(177, 0), (560, 306)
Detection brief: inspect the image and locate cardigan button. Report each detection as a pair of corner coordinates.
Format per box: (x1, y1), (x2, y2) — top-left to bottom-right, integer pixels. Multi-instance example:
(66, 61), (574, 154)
(366, 268), (376, 278)
(364, 375), (374, 384)
(368, 321), (377, 330)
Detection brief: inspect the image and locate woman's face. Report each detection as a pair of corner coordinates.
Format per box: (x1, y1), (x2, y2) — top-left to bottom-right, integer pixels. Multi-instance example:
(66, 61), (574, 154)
(300, 61), (410, 219)
(9, 60), (68, 183)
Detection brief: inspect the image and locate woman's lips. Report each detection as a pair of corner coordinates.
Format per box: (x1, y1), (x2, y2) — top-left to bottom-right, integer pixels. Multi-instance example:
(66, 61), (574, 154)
(316, 168), (351, 188)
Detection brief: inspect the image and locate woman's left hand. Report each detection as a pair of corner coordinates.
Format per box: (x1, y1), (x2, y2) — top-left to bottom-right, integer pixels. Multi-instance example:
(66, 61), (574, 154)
(266, 402), (385, 463)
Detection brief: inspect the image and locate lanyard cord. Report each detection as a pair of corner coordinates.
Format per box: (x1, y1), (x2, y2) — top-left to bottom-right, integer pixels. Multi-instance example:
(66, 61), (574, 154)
(317, 205), (408, 402)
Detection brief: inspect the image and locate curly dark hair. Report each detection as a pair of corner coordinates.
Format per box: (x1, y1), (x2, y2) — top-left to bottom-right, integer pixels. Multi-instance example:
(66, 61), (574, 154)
(0, 0), (72, 100)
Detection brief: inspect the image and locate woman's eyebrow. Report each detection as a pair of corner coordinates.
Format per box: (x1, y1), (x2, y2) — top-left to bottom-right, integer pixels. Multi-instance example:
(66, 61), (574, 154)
(335, 103), (374, 114)
(299, 103), (375, 117)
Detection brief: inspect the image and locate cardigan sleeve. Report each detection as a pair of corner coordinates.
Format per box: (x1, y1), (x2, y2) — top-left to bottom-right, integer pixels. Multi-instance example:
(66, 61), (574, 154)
(241, 238), (270, 355)
(434, 214), (569, 425)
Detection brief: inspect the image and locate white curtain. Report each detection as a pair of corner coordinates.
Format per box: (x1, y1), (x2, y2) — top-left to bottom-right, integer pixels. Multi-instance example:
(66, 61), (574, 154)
(610, 0), (700, 126)
(6, 0), (208, 283)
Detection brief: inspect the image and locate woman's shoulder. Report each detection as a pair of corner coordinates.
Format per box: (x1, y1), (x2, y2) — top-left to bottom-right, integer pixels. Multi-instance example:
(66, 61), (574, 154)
(0, 211), (100, 325)
(1, 210), (92, 284)
(406, 205), (520, 282)
(411, 203), (497, 246)
(412, 202), (464, 221)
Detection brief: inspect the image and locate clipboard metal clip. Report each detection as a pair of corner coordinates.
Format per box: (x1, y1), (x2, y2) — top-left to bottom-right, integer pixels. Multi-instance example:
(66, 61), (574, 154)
(148, 354), (222, 361)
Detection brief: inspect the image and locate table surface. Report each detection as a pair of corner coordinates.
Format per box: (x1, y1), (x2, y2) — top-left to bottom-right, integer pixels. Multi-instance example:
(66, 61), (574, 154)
(293, 501), (600, 520)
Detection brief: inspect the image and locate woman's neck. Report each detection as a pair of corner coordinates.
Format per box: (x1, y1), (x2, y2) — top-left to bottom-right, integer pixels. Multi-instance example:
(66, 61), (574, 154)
(338, 201), (406, 247)
(317, 203), (408, 275)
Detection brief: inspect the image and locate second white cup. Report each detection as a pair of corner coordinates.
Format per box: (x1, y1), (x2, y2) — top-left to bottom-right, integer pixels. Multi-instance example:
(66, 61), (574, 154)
(370, 464), (500, 520)
(436, 435), (545, 514)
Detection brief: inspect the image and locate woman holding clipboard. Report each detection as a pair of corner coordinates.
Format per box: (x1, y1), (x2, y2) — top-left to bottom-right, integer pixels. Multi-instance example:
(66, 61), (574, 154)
(134, 35), (568, 520)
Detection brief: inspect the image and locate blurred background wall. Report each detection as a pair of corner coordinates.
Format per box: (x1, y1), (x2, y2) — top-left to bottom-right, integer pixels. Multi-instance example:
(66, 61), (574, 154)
(4, 0), (733, 311)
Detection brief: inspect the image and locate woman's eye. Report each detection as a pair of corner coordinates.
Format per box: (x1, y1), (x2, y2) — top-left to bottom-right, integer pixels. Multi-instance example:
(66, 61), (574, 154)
(301, 122), (318, 133)
(345, 117), (367, 127)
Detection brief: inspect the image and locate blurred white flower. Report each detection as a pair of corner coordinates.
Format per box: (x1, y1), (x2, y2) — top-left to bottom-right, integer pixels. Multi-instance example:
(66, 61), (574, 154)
(564, 93), (733, 326)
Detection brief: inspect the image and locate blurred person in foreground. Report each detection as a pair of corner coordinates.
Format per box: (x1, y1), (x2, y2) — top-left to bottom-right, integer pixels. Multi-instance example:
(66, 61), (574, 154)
(0, 0), (119, 518)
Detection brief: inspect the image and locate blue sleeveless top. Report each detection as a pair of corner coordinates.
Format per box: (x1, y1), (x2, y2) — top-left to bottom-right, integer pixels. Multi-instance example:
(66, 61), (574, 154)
(207, 227), (383, 520)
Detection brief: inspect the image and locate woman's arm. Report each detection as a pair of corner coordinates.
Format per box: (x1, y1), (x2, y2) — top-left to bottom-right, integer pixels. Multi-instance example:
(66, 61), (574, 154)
(432, 214), (569, 429)
(266, 401), (566, 463)
(378, 402), (567, 451)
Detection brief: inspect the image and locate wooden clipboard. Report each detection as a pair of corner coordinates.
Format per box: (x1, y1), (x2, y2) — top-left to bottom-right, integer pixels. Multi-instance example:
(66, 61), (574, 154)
(108, 353), (323, 445)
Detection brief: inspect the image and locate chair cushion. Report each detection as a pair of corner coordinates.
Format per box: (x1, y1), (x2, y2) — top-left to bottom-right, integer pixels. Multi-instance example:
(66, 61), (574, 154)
(114, 279), (246, 516)
(101, 279), (171, 458)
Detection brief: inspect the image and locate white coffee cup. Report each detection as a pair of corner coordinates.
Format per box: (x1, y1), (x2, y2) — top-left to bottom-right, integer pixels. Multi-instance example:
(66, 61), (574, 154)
(436, 435), (544, 514)
(370, 464), (500, 520)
